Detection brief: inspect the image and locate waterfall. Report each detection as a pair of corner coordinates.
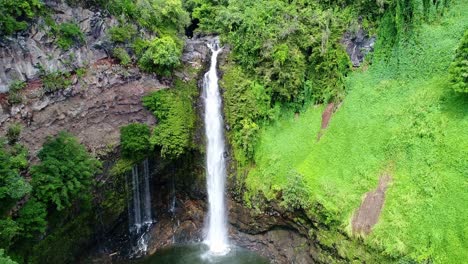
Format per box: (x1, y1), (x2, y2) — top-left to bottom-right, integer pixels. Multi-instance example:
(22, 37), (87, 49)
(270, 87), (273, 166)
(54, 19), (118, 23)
(203, 41), (229, 254)
(128, 158), (153, 255)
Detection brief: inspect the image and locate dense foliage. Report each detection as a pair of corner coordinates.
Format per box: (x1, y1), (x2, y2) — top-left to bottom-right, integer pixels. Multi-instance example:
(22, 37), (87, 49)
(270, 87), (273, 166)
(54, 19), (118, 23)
(31, 132), (101, 211)
(0, 130), (102, 263)
(120, 123), (152, 160)
(0, 0), (44, 36)
(448, 30), (468, 93)
(0, 141), (29, 214)
(138, 36), (182, 75)
(244, 0), (467, 262)
(104, 0), (188, 72)
(143, 80), (197, 159)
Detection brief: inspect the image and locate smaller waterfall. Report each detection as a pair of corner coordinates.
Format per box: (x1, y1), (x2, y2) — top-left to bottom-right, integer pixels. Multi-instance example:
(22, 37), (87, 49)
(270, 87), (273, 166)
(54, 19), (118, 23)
(169, 177), (176, 215)
(128, 158), (153, 255)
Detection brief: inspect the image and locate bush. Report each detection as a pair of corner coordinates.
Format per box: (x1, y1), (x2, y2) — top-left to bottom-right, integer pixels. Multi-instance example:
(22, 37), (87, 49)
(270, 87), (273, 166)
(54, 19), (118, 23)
(0, 0), (44, 36)
(138, 36), (182, 75)
(108, 24), (137, 43)
(6, 123), (22, 145)
(120, 123), (151, 160)
(142, 80), (197, 159)
(7, 80), (26, 105)
(40, 70), (72, 93)
(448, 30), (468, 93)
(0, 249), (17, 264)
(112, 47), (131, 66)
(31, 132), (101, 211)
(55, 22), (85, 50)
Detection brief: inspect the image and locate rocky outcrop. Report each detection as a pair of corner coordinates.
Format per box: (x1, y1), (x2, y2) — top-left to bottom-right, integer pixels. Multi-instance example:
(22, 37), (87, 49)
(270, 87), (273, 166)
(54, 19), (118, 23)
(0, 9), (216, 157)
(0, 1), (116, 92)
(0, 61), (165, 156)
(342, 24), (376, 67)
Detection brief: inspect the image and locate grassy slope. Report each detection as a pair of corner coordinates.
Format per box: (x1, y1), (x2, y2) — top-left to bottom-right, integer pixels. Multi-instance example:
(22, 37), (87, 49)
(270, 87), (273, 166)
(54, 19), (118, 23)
(244, 1), (467, 263)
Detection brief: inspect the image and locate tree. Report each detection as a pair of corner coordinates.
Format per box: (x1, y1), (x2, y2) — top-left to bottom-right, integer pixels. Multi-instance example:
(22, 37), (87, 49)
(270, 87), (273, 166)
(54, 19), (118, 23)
(448, 30), (468, 93)
(31, 132), (101, 211)
(16, 198), (47, 239)
(0, 143), (30, 213)
(138, 36), (182, 75)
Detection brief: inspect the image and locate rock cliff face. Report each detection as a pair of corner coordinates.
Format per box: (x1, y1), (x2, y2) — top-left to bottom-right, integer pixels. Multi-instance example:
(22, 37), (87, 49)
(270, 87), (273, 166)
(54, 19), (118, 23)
(0, 0), (215, 156)
(0, 1), (115, 93)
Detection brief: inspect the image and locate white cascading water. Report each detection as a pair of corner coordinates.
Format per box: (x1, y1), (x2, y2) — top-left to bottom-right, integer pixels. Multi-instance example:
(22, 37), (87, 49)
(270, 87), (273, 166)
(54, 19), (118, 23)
(203, 42), (229, 255)
(128, 158), (153, 255)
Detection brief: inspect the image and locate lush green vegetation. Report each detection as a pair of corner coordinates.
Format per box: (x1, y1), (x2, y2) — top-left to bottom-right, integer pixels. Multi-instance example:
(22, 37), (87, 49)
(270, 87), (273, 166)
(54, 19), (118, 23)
(138, 36), (183, 75)
(143, 80), (198, 159)
(239, 0), (468, 262)
(7, 81), (26, 105)
(54, 22), (85, 50)
(120, 123), (152, 160)
(103, 0), (189, 73)
(0, 0), (44, 36)
(31, 132), (101, 211)
(449, 30), (468, 93)
(0, 132), (101, 263)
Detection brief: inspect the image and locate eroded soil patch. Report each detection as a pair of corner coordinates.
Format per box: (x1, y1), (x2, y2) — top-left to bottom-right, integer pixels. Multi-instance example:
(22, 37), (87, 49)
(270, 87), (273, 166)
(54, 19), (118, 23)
(352, 174), (391, 234)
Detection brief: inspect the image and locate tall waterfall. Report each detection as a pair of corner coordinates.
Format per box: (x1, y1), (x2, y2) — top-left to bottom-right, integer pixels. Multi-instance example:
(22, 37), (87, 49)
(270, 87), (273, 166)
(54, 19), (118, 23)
(128, 158), (153, 255)
(203, 42), (229, 254)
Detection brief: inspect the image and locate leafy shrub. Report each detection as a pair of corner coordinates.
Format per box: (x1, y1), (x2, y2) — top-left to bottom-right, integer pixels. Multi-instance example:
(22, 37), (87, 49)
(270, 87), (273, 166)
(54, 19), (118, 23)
(0, 249), (17, 264)
(40, 70), (72, 93)
(448, 30), (468, 93)
(6, 123), (22, 145)
(0, 0), (44, 36)
(55, 22), (85, 50)
(112, 47), (131, 66)
(108, 24), (137, 43)
(7, 80), (26, 105)
(138, 36), (182, 75)
(31, 132), (101, 211)
(142, 80), (197, 159)
(120, 123), (151, 160)
(280, 170), (310, 210)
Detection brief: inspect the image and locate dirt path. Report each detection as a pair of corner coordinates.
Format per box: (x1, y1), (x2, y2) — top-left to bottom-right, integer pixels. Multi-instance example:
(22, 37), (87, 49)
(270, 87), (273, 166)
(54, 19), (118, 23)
(352, 174), (392, 235)
(316, 102), (335, 141)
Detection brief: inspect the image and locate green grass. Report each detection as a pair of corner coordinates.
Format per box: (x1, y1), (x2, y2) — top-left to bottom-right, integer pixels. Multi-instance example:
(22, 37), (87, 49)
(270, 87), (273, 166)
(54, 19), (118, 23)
(244, 1), (468, 262)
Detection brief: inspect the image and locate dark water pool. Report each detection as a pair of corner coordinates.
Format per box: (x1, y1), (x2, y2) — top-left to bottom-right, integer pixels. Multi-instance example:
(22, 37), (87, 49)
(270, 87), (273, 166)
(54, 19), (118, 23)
(137, 244), (270, 264)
